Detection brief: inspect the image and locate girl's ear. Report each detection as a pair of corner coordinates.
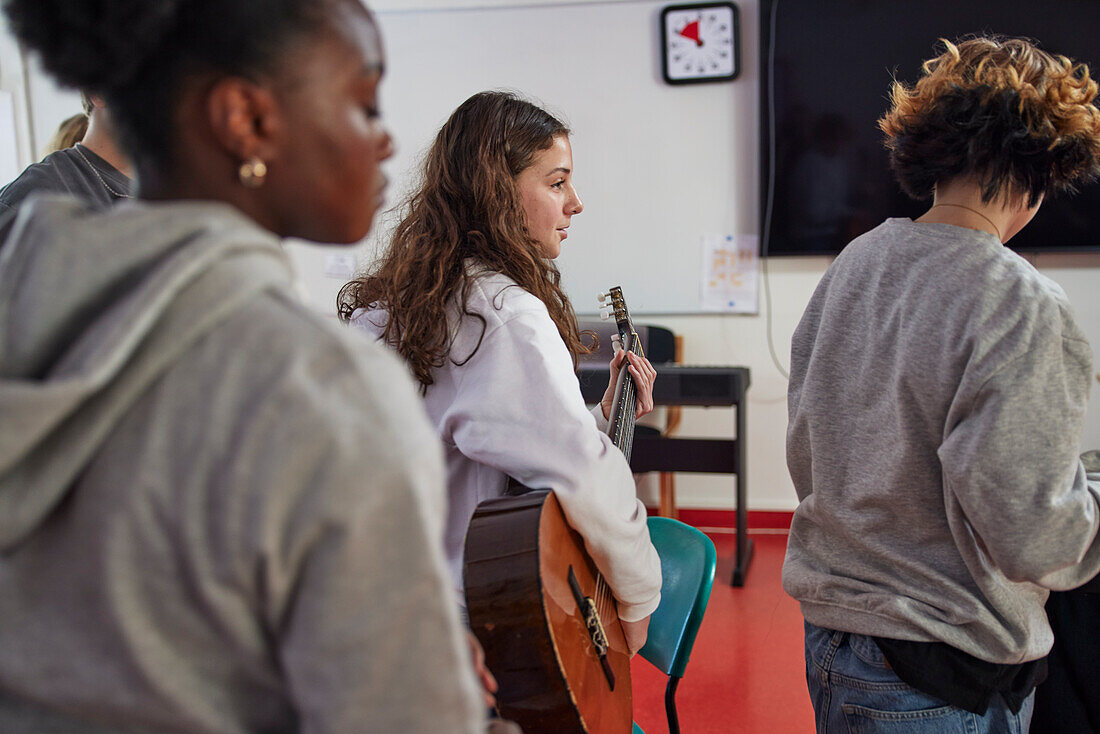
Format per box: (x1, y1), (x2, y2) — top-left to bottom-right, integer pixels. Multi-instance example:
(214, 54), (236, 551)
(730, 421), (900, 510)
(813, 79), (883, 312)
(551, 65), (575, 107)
(203, 77), (285, 164)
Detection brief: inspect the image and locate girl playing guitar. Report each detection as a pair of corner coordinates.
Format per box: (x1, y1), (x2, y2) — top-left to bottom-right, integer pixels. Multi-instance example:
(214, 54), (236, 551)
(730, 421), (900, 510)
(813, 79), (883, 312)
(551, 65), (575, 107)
(340, 91), (662, 655)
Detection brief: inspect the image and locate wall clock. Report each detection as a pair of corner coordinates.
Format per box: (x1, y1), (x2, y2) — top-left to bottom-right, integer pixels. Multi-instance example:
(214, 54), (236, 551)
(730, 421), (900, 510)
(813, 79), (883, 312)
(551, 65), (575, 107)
(661, 2), (740, 85)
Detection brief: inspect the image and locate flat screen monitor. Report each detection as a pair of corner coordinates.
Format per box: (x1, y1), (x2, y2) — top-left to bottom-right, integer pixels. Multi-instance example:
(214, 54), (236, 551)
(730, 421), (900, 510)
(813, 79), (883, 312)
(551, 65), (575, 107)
(760, 0), (1100, 256)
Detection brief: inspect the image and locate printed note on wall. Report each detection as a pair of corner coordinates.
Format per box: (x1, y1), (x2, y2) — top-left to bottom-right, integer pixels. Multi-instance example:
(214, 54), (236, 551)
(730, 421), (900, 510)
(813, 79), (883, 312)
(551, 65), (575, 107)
(700, 234), (759, 314)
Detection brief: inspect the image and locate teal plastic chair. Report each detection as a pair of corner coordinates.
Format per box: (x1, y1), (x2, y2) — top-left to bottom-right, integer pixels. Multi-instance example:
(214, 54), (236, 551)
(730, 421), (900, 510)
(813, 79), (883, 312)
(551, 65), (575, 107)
(633, 517), (718, 734)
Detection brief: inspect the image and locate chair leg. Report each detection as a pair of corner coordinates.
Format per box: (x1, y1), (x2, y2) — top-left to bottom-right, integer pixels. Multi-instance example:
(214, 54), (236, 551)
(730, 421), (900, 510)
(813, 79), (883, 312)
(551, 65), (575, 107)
(665, 676), (682, 734)
(659, 472), (678, 519)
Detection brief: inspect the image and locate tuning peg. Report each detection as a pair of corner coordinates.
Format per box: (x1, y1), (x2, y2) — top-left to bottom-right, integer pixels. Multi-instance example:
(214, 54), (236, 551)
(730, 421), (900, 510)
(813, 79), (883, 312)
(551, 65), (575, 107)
(599, 308), (611, 321)
(597, 292), (608, 304)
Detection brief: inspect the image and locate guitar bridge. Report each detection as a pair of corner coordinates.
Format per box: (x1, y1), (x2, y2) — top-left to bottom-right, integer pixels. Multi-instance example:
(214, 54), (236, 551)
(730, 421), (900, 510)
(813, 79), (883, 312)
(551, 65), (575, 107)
(582, 597), (610, 658)
(568, 566), (616, 690)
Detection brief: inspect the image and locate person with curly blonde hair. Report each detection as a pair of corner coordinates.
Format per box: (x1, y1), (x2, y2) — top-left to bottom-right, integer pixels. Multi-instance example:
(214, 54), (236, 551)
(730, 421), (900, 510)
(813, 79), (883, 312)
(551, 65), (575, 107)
(340, 90), (662, 654)
(42, 112), (88, 154)
(782, 36), (1100, 733)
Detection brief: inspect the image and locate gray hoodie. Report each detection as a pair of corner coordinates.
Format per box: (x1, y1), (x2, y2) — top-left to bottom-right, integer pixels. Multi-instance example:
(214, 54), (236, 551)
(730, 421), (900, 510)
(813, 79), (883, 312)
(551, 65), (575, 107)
(783, 218), (1100, 664)
(0, 197), (484, 733)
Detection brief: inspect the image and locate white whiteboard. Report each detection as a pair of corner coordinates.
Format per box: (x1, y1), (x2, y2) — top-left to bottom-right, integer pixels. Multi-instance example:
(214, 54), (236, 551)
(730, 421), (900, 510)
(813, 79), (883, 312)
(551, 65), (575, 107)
(370, 0), (758, 314)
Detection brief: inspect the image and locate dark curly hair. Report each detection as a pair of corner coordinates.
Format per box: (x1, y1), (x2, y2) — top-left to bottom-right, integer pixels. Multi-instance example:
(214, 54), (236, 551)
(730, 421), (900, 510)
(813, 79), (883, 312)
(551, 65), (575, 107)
(2, 0), (347, 173)
(338, 91), (594, 391)
(879, 36), (1100, 206)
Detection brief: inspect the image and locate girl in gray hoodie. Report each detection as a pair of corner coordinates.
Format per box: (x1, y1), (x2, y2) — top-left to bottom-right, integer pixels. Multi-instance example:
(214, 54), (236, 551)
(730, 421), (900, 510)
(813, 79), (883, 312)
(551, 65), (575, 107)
(0, 1), (487, 732)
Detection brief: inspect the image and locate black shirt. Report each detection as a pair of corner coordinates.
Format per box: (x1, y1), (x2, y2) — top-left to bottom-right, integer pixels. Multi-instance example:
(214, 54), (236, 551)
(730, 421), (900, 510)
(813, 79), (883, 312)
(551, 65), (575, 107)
(0, 144), (131, 243)
(873, 636), (1047, 715)
(0, 144), (131, 210)
(1032, 588), (1100, 733)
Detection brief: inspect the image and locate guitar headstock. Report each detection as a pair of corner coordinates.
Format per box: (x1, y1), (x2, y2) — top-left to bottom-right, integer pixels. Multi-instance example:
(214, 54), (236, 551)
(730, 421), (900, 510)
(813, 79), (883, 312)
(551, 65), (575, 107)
(598, 286), (638, 355)
(597, 286), (641, 449)
(598, 286), (633, 332)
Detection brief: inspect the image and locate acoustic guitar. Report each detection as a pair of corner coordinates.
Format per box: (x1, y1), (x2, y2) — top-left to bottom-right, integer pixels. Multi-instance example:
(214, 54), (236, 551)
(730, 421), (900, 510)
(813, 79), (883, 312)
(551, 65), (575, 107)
(463, 286), (644, 734)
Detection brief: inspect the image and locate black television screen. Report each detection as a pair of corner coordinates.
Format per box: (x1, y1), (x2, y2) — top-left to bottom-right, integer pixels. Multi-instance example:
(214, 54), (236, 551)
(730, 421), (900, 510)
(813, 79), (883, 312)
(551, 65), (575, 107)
(760, 0), (1100, 256)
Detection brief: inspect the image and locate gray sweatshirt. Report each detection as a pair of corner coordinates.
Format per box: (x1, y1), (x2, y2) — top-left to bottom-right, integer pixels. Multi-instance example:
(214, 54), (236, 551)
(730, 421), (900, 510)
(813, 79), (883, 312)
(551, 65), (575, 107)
(783, 218), (1100, 664)
(0, 197), (485, 733)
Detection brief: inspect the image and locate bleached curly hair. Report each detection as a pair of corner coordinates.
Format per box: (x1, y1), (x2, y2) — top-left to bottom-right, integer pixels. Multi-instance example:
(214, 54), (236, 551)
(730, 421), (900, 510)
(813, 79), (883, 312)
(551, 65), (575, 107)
(879, 36), (1100, 205)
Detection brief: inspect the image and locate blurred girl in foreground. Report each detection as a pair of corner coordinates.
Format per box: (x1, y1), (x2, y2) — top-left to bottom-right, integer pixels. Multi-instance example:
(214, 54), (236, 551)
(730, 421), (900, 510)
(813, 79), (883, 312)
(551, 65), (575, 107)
(0, 0), (485, 730)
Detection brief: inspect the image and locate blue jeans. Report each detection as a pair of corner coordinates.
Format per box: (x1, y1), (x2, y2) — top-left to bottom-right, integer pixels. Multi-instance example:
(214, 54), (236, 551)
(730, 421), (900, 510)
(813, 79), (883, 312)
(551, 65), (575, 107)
(804, 621), (1033, 734)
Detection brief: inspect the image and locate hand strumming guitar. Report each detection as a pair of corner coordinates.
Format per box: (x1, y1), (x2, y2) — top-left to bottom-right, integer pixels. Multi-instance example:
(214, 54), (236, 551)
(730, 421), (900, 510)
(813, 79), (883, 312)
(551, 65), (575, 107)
(468, 632), (525, 733)
(466, 631), (499, 709)
(600, 349), (657, 421)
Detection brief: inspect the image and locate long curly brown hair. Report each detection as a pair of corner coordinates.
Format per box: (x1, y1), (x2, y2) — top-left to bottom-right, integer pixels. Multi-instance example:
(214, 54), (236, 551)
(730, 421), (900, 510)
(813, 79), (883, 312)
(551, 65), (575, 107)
(337, 91), (593, 390)
(879, 36), (1100, 205)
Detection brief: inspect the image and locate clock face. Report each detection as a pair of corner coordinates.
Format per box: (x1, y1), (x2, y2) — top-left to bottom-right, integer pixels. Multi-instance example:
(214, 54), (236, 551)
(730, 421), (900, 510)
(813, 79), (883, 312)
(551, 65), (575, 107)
(661, 2), (740, 84)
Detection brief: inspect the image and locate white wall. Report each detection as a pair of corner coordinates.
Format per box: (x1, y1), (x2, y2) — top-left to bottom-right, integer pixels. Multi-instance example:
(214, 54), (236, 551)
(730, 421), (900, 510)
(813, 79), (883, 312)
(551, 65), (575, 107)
(4, 0), (1100, 512)
(295, 0), (1100, 511)
(0, 14), (85, 165)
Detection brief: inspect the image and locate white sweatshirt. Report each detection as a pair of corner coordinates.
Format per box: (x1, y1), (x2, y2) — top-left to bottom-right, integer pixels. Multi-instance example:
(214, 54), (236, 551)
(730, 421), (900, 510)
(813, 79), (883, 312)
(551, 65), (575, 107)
(352, 267), (662, 622)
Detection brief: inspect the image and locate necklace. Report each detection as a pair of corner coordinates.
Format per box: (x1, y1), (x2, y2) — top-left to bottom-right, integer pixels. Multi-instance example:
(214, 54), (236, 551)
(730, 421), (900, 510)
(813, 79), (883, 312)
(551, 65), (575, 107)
(929, 203), (1001, 240)
(74, 145), (132, 199)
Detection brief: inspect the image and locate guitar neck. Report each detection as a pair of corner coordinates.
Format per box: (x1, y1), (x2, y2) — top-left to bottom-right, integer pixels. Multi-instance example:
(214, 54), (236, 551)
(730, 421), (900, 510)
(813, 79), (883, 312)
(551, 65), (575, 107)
(606, 333), (640, 463)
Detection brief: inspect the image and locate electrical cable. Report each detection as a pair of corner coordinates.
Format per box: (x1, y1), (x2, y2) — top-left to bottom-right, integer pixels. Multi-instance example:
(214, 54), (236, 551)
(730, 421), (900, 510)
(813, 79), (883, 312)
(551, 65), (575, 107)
(760, 0), (789, 380)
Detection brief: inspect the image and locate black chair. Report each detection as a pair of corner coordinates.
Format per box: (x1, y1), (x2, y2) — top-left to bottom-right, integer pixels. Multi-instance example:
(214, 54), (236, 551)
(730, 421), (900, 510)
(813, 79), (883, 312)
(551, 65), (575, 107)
(577, 321), (676, 366)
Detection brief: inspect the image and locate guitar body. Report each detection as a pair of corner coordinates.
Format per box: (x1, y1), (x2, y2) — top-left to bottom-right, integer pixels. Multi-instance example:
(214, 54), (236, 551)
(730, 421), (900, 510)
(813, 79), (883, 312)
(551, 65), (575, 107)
(464, 489), (632, 734)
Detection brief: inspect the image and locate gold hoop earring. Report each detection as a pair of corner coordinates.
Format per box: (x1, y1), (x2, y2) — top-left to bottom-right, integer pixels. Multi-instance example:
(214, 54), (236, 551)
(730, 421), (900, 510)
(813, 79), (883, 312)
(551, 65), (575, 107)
(238, 157), (268, 188)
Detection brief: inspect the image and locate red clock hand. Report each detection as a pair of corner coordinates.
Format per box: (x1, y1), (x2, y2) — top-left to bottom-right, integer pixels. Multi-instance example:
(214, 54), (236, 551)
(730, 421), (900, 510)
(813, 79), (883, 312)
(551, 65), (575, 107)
(679, 20), (703, 46)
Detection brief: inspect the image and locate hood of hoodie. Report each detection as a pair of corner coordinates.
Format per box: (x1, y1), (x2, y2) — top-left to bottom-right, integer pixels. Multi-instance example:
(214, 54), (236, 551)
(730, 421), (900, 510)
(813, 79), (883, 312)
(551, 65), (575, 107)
(0, 195), (295, 551)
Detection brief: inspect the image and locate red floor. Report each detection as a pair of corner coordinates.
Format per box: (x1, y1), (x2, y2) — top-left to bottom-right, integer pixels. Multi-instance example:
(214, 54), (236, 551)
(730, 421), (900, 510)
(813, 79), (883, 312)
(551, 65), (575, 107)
(630, 531), (815, 733)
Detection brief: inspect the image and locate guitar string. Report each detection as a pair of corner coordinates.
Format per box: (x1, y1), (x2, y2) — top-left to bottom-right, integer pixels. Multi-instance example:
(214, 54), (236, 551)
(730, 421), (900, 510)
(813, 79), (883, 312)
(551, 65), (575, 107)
(607, 581), (616, 633)
(597, 337), (641, 639)
(598, 577), (613, 634)
(602, 576), (612, 611)
(592, 575), (605, 627)
(609, 344), (638, 610)
(618, 364), (636, 453)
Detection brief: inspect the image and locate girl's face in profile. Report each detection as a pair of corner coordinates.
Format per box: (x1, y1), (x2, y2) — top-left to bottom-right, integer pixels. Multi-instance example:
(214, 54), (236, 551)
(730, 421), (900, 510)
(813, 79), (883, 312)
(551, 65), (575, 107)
(514, 135), (584, 259)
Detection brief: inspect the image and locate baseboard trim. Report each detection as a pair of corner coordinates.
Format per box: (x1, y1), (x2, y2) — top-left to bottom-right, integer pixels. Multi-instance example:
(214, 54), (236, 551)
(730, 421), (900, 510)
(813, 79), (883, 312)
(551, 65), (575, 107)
(646, 507), (793, 531)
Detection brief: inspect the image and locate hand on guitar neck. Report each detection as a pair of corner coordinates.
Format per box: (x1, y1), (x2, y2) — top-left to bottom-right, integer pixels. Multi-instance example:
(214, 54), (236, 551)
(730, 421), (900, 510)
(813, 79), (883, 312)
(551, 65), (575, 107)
(600, 348), (657, 421)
